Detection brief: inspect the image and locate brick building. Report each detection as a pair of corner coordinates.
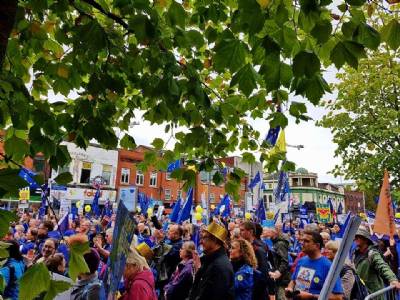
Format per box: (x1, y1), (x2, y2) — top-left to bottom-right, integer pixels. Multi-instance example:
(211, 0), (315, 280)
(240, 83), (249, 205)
(344, 190), (365, 214)
(116, 146), (250, 213)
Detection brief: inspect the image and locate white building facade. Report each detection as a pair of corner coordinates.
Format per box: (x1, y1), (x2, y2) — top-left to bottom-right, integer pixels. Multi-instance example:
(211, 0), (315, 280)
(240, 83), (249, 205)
(51, 142), (119, 205)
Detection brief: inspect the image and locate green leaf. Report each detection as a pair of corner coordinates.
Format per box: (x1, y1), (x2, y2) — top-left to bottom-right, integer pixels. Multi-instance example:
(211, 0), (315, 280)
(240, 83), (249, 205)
(381, 19), (400, 50)
(354, 23), (380, 50)
(330, 41), (366, 69)
(0, 275), (4, 293)
(0, 169), (27, 199)
(151, 138), (164, 150)
(282, 160), (296, 171)
(186, 30), (204, 48)
(0, 210), (17, 238)
(263, 59), (293, 91)
(289, 101), (307, 117)
(242, 152), (256, 163)
(168, 1), (186, 28)
(44, 280), (72, 300)
(0, 241), (10, 258)
(230, 64), (258, 97)
(19, 263), (50, 300)
(238, 0), (265, 34)
(269, 112), (288, 128)
(212, 172), (224, 186)
(120, 134), (137, 150)
(4, 135), (29, 161)
(129, 14), (155, 43)
(69, 242), (90, 281)
(214, 35), (247, 73)
(292, 51), (320, 78)
(54, 172), (73, 185)
(311, 20), (332, 44)
(77, 20), (107, 51)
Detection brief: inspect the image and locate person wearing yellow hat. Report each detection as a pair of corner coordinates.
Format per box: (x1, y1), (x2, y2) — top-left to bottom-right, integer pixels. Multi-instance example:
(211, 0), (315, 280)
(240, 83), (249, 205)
(189, 222), (234, 300)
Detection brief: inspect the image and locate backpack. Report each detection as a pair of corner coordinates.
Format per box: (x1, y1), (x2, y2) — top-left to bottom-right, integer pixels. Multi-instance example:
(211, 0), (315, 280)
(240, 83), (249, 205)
(340, 265), (369, 300)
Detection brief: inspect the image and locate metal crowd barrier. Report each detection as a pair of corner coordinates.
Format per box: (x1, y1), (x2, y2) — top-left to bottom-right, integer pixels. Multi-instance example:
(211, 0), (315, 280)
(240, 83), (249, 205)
(365, 286), (400, 300)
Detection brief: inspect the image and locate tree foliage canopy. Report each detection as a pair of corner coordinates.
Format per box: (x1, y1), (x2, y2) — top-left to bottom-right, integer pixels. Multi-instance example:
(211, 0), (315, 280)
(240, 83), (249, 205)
(0, 1), (400, 298)
(0, 0), (399, 195)
(319, 9), (400, 193)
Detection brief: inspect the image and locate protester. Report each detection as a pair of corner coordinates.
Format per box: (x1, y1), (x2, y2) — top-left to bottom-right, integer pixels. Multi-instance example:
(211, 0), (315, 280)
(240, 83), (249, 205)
(240, 221), (274, 299)
(325, 240), (355, 300)
(33, 238), (58, 264)
(189, 222), (234, 300)
(164, 241), (195, 300)
(121, 247), (157, 300)
(265, 225), (291, 300)
(230, 239), (257, 300)
(352, 226), (400, 293)
(0, 240), (25, 300)
(285, 230), (344, 300)
(46, 253), (73, 300)
(72, 247), (106, 300)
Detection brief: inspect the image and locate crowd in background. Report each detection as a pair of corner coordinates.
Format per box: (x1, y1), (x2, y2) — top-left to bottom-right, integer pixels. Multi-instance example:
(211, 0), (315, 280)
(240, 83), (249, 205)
(1, 209), (400, 300)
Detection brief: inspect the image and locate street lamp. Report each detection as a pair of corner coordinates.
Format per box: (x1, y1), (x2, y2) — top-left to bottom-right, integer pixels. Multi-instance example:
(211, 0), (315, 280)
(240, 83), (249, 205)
(287, 144), (304, 150)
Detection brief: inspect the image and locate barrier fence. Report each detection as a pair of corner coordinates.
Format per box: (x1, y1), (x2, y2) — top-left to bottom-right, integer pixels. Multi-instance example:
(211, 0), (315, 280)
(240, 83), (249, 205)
(365, 286), (400, 300)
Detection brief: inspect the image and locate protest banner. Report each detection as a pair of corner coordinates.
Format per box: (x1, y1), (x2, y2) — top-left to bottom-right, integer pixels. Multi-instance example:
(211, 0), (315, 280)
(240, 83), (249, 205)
(316, 203), (331, 223)
(108, 195), (136, 295)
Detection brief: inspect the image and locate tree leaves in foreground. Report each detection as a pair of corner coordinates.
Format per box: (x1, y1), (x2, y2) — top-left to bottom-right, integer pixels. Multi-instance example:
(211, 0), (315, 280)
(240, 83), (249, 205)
(0, 1), (399, 194)
(68, 241), (90, 281)
(19, 263), (51, 300)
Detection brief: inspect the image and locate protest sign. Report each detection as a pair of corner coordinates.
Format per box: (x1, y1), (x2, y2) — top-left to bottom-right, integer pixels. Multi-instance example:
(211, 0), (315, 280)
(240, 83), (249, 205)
(108, 197), (136, 295)
(118, 186), (137, 211)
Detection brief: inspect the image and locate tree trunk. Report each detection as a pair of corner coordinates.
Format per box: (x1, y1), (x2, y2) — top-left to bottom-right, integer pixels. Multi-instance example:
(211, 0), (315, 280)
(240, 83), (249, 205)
(0, 0), (18, 70)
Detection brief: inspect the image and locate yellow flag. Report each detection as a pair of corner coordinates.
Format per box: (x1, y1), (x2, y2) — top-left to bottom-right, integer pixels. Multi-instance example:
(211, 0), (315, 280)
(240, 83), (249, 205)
(268, 130), (286, 156)
(373, 170), (396, 238)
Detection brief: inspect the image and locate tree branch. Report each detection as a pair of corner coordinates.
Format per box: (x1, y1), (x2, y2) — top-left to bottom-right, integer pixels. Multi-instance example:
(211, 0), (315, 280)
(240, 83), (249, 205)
(0, 0), (17, 70)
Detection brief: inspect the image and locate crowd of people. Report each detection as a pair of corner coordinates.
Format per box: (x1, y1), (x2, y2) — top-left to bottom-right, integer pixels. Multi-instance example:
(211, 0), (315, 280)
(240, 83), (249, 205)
(1, 209), (400, 300)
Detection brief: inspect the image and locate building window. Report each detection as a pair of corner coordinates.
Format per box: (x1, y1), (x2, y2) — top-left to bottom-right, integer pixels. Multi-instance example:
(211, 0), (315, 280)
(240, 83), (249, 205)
(33, 157), (45, 173)
(165, 189), (171, 201)
(268, 195), (273, 203)
(166, 172), (172, 180)
(121, 168), (130, 184)
(200, 171), (209, 183)
(102, 165), (112, 185)
(150, 171), (157, 187)
(80, 162), (92, 184)
(177, 189), (182, 199)
(136, 170), (144, 186)
(210, 193), (215, 202)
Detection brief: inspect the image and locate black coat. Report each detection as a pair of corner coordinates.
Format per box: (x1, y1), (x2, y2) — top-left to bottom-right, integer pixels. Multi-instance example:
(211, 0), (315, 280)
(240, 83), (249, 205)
(189, 247), (234, 300)
(164, 238), (183, 278)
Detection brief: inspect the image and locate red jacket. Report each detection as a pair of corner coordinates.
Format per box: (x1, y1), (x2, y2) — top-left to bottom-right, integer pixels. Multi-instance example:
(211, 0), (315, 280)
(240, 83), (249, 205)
(122, 269), (157, 300)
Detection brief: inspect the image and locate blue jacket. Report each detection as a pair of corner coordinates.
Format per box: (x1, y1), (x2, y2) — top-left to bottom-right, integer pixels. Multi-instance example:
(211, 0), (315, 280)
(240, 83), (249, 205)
(234, 264), (253, 300)
(0, 258), (25, 300)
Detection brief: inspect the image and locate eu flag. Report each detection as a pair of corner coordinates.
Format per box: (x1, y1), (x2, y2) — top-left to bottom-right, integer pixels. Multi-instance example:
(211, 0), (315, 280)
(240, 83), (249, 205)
(167, 159), (181, 172)
(19, 167), (40, 190)
(170, 197), (182, 223)
(177, 188), (193, 224)
(248, 171), (261, 189)
(255, 198), (266, 221)
(92, 188), (101, 217)
(265, 126), (281, 146)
